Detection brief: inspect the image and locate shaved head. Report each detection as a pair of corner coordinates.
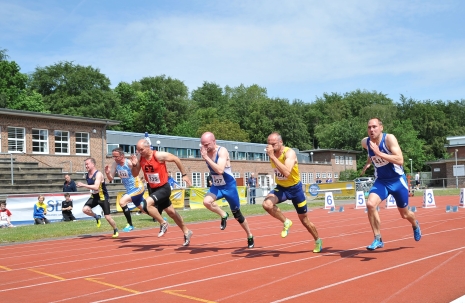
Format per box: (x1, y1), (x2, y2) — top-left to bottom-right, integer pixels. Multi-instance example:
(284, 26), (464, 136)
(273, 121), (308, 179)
(200, 132), (217, 153)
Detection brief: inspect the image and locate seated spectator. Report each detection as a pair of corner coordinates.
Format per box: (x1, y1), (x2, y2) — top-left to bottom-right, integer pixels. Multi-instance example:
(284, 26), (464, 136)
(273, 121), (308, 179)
(33, 195), (50, 225)
(0, 201), (15, 228)
(62, 193), (76, 222)
(63, 174), (77, 192)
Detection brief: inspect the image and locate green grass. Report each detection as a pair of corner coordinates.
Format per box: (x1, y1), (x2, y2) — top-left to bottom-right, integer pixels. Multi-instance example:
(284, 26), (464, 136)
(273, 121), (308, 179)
(0, 202), (325, 244)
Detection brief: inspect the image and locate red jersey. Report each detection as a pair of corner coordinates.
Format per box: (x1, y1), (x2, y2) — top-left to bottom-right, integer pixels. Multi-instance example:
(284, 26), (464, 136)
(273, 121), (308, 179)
(0, 209), (12, 222)
(140, 151), (169, 189)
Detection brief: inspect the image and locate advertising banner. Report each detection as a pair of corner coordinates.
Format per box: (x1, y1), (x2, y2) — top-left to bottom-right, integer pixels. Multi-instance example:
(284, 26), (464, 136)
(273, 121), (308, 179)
(5, 192), (95, 225)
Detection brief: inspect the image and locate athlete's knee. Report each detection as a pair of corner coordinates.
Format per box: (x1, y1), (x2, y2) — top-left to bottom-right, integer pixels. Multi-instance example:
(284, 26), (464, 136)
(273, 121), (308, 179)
(262, 198), (274, 210)
(232, 209), (245, 224)
(141, 199), (149, 213)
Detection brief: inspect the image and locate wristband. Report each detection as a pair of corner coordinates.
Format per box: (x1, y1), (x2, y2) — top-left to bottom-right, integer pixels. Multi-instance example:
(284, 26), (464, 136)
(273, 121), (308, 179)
(182, 174), (187, 177)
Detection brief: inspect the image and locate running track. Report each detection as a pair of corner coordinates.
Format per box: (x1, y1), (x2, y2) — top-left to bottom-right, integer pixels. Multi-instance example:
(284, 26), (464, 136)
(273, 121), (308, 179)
(0, 196), (464, 303)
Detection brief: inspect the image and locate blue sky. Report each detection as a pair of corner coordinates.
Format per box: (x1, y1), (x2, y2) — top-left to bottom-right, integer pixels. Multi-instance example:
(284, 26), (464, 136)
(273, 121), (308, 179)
(1, 0), (464, 103)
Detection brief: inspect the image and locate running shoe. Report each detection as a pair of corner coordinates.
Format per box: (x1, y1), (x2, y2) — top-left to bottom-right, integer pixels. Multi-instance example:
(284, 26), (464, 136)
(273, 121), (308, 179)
(183, 230), (193, 246)
(413, 220), (422, 241)
(112, 229), (119, 238)
(281, 219), (293, 238)
(247, 236), (255, 248)
(123, 224), (134, 232)
(366, 238), (384, 250)
(313, 238), (323, 253)
(96, 215), (101, 228)
(158, 222), (169, 237)
(220, 212), (229, 230)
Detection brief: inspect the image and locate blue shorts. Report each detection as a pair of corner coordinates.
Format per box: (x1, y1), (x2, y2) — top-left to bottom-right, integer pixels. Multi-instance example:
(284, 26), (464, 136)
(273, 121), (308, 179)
(370, 175), (409, 208)
(270, 182), (307, 214)
(124, 187), (145, 209)
(208, 184), (240, 211)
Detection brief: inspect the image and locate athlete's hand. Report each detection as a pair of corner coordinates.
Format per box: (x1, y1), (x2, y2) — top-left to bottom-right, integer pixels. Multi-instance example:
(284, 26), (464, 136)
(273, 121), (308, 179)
(129, 154), (138, 166)
(104, 165), (111, 175)
(76, 182), (85, 188)
(200, 146), (208, 159)
(368, 141), (380, 155)
(266, 144), (274, 157)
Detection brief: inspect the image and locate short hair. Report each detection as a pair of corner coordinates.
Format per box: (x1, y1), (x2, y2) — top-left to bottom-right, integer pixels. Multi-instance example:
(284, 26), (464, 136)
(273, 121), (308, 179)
(269, 132), (282, 141)
(64, 193), (70, 197)
(38, 195), (45, 200)
(369, 117), (383, 125)
(0, 201), (6, 206)
(112, 147), (124, 155)
(85, 158), (96, 165)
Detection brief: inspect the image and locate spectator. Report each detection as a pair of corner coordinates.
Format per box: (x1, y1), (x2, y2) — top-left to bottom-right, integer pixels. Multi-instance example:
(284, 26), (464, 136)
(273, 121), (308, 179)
(0, 201), (15, 228)
(316, 177), (322, 184)
(62, 193), (76, 222)
(415, 172), (420, 190)
(33, 195), (50, 225)
(63, 174), (77, 192)
(247, 173), (257, 204)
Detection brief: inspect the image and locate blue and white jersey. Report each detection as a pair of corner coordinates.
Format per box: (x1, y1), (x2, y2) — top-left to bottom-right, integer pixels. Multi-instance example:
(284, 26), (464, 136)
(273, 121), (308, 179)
(116, 159), (144, 194)
(367, 133), (404, 180)
(206, 147), (236, 188)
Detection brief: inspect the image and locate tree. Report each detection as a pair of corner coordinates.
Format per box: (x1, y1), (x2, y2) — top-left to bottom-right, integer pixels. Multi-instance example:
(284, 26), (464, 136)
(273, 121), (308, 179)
(29, 61), (119, 119)
(197, 119), (250, 142)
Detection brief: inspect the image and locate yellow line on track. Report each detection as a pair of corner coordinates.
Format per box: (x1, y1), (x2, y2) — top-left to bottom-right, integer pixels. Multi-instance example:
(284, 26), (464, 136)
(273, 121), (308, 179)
(85, 278), (140, 294)
(163, 290), (217, 303)
(27, 268), (66, 280)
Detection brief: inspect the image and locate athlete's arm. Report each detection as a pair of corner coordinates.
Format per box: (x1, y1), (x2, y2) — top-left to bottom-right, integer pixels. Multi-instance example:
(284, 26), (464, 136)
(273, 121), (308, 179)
(369, 134), (404, 166)
(156, 151), (192, 187)
(202, 147), (228, 175)
(104, 162), (117, 182)
(76, 172), (103, 191)
(270, 147), (296, 178)
(130, 154), (141, 177)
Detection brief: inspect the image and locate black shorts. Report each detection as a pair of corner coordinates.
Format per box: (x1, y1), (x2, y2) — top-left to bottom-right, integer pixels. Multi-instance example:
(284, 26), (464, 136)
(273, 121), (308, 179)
(415, 180), (420, 185)
(148, 183), (172, 215)
(84, 194), (111, 215)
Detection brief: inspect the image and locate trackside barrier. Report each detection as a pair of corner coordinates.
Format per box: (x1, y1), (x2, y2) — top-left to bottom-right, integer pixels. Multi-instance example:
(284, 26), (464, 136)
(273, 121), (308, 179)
(460, 188), (465, 208)
(324, 192), (335, 209)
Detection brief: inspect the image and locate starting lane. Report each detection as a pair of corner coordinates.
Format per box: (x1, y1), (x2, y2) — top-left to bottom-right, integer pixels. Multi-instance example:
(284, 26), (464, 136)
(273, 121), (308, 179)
(0, 197), (464, 303)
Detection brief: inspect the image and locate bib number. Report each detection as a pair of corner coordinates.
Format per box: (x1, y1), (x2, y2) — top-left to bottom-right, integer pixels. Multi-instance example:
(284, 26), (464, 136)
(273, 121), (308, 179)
(117, 170), (129, 179)
(274, 169), (286, 180)
(147, 173), (160, 184)
(212, 175), (226, 186)
(371, 156), (389, 168)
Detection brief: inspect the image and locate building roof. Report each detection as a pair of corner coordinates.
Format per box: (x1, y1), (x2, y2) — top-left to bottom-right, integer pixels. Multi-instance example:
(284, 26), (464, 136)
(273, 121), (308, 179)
(0, 108), (120, 126)
(302, 148), (362, 154)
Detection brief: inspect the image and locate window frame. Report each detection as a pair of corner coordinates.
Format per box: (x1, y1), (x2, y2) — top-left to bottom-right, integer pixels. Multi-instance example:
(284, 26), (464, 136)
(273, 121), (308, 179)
(7, 126), (26, 153)
(55, 130), (70, 155)
(75, 132), (90, 155)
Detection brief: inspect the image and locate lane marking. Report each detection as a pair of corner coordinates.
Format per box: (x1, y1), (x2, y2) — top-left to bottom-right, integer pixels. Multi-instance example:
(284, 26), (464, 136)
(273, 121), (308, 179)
(0, 265), (12, 271)
(270, 248), (465, 302)
(85, 278), (140, 294)
(93, 246), (465, 302)
(163, 290), (216, 303)
(27, 268), (65, 280)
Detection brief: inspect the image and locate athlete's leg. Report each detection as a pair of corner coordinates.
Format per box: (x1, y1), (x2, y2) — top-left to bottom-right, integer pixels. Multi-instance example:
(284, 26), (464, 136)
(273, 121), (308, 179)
(262, 192), (286, 223)
(119, 194), (133, 226)
(143, 196), (164, 224)
(203, 191), (227, 218)
(366, 192), (383, 236)
(164, 204), (189, 234)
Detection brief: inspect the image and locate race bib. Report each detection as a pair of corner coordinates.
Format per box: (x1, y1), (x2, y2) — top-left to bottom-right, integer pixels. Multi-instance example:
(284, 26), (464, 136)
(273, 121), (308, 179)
(212, 174), (226, 186)
(274, 168), (287, 180)
(371, 156), (389, 168)
(117, 170), (129, 179)
(90, 189), (99, 194)
(147, 173), (160, 184)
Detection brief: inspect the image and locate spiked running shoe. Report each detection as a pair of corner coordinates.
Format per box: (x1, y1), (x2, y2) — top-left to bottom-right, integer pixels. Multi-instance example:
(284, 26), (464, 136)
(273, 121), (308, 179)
(313, 238), (323, 253)
(122, 224), (134, 232)
(413, 220), (422, 241)
(158, 222), (169, 237)
(281, 219), (293, 238)
(96, 215), (101, 228)
(366, 238), (384, 250)
(183, 230), (193, 246)
(112, 229), (119, 238)
(220, 212), (229, 230)
(247, 236), (255, 248)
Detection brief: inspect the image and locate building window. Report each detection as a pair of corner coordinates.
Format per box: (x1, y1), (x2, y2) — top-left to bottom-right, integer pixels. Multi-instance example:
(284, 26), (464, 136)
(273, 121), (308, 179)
(76, 132), (89, 155)
(308, 173), (314, 183)
(175, 172), (186, 187)
(316, 172), (321, 179)
(32, 129), (49, 154)
(328, 173), (332, 178)
(301, 173), (307, 184)
(322, 173), (327, 178)
(335, 156), (339, 164)
(334, 173), (338, 179)
(345, 157), (349, 165)
(8, 127), (26, 153)
(107, 144), (119, 155)
(204, 172), (210, 187)
(349, 156), (353, 165)
(192, 172), (201, 187)
(55, 130), (70, 154)
(244, 172), (251, 179)
(233, 172), (240, 179)
(341, 156), (345, 165)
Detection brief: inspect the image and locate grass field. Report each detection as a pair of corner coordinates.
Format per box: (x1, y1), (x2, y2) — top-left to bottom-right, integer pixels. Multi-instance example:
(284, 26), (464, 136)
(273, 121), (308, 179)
(0, 188), (459, 244)
(0, 202), (324, 244)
